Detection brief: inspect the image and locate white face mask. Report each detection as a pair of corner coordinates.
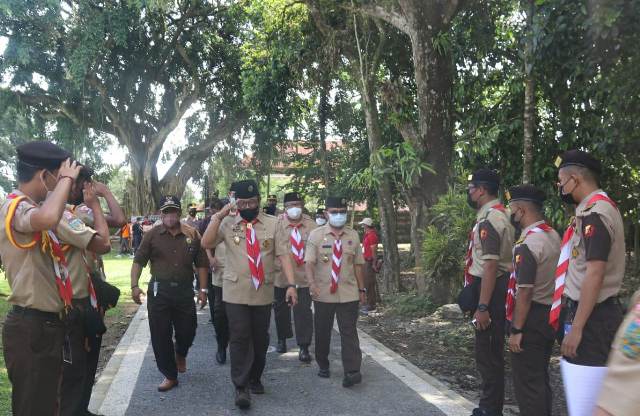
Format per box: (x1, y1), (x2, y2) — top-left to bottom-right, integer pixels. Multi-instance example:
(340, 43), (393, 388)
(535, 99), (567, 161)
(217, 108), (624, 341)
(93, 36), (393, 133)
(286, 207), (302, 220)
(315, 218), (327, 226)
(328, 212), (347, 228)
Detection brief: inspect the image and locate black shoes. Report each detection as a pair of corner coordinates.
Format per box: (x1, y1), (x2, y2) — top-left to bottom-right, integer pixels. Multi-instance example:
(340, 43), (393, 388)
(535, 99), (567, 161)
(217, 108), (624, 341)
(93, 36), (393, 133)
(471, 408), (502, 416)
(235, 388), (251, 410)
(276, 339), (287, 353)
(317, 368), (330, 378)
(342, 371), (362, 388)
(216, 348), (226, 365)
(298, 345), (311, 363)
(249, 379), (265, 395)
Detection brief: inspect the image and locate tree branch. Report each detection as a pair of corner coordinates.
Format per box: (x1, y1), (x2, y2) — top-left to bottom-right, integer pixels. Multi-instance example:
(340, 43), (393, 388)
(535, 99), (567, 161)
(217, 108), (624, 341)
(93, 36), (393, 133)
(356, 4), (410, 35)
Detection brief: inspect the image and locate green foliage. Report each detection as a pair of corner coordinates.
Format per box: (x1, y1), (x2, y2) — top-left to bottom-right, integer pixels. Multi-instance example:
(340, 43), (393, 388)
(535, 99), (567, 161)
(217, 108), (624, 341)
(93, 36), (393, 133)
(421, 187), (476, 302)
(384, 292), (437, 318)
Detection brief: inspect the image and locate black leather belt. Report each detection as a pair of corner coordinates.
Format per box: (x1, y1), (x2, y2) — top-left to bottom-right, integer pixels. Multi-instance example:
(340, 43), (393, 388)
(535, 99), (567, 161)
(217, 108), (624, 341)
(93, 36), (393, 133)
(150, 279), (192, 288)
(11, 305), (61, 321)
(564, 296), (620, 310)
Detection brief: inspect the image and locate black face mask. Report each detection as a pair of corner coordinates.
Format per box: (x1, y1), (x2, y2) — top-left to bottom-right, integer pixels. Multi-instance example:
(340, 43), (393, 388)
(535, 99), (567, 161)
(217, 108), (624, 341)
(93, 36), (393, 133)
(239, 207), (259, 222)
(559, 186), (577, 205)
(466, 193), (477, 209)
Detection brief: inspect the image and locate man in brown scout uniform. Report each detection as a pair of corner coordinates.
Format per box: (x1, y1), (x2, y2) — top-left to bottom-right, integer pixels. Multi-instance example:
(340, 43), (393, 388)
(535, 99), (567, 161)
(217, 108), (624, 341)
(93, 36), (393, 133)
(505, 185), (561, 416)
(550, 150), (625, 369)
(273, 192), (316, 361)
(594, 288), (640, 416)
(305, 196), (367, 388)
(202, 180), (298, 410)
(131, 195), (209, 392)
(465, 169), (514, 416)
(0, 141), (82, 416)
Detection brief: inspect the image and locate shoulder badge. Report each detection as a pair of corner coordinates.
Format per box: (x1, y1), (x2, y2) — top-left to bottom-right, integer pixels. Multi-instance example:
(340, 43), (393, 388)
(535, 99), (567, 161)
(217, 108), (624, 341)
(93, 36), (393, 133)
(584, 224), (595, 238)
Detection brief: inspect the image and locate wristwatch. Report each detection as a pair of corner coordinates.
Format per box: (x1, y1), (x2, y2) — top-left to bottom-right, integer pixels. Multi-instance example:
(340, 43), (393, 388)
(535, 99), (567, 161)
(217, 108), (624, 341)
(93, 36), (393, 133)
(359, 288), (367, 293)
(510, 326), (524, 335)
(200, 288), (209, 294)
(477, 303), (489, 313)
(287, 284), (297, 289)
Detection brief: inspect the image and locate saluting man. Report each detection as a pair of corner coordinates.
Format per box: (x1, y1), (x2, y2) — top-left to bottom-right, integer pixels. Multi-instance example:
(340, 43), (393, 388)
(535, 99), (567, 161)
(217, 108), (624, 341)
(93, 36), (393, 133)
(202, 180), (297, 410)
(131, 196), (209, 392)
(465, 169), (515, 416)
(273, 192), (317, 361)
(505, 185), (560, 416)
(549, 151), (625, 384)
(0, 141), (82, 415)
(305, 196), (367, 388)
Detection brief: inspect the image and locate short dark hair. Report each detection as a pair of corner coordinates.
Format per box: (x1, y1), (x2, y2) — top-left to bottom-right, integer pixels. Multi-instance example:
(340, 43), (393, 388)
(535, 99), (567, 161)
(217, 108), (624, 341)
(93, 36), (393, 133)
(17, 161), (43, 183)
(479, 182), (499, 197)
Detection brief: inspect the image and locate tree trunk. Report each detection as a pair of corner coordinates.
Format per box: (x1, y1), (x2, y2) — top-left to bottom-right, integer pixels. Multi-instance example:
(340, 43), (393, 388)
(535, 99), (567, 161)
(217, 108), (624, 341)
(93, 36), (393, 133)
(318, 76), (331, 196)
(361, 77), (402, 293)
(522, 0), (536, 184)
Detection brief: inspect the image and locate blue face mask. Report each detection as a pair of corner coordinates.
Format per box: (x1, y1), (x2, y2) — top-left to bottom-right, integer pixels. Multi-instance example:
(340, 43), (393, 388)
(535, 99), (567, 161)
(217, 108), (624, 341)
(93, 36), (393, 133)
(328, 213), (347, 228)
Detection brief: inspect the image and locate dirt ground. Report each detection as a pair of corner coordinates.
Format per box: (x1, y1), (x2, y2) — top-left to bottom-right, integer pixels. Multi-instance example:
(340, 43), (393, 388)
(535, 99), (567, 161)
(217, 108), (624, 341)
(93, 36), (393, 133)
(358, 305), (568, 416)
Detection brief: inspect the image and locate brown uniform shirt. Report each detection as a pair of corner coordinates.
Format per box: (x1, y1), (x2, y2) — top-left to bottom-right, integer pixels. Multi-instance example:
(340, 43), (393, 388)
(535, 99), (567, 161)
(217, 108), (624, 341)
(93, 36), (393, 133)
(71, 204), (105, 280)
(274, 214), (317, 288)
(212, 242), (226, 287)
(0, 190), (62, 313)
(213, 212), (288, 306)
(565, 189), (625, 303)
(513, 221), (561, 305)
(469, 199), (514, 277)
(134, 223), (208, 281)
(305, 225), (365, 303)
(596, 289), (640, 415)
(57, 208), (98, 299)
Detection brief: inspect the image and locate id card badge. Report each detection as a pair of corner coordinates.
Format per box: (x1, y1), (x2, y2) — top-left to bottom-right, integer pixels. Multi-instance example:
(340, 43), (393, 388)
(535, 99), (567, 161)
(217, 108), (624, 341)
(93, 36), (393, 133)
(153, 281), (159, 297)
(63, 334), (73, 364)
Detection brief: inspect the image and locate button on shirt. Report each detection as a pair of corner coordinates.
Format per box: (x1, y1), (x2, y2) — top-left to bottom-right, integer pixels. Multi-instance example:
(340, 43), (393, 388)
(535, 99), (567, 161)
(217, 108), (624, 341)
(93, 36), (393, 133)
(134, 223), (208, 281)
(305, 225), (365, 303)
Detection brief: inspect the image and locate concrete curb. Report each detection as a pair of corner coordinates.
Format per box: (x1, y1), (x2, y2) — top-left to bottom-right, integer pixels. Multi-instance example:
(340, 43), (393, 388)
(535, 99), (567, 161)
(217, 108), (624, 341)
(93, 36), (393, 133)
(89, 302), (150, 416)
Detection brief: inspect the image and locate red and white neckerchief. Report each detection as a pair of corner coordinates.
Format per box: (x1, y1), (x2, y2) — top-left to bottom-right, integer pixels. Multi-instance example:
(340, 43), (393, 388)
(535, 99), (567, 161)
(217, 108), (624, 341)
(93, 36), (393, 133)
(330, 234), (343, 294)
(289, 223), (305, 266)
(549, 191), (617, 330)
(243, 219), (265, 290)
(463, 203), (506, 286)
(5, 193), (74, 308)
(505, 222), (554, 322)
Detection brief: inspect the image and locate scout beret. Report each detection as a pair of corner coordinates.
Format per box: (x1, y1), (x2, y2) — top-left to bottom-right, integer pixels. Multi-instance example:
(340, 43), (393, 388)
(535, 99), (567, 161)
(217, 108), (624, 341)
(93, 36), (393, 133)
(507, 184), (546, 206)
(315, 208), (325, 216)
(283, 192), (303, 203)
(555, 150), (602, 175)
(230, 179), (259, 199)
(325, 196), (348, 209)
(159, 195), (181, 212)
(267, 194), (277, 200)
(468, 168), (500, 187)
(16, 140), (72, 170)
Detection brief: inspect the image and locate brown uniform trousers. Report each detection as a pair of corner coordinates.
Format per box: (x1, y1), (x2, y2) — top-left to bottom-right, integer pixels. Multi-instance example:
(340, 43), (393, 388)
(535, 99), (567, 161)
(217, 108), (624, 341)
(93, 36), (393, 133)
(60, 298), (91, 416)
(510, 303), (555, 416)
(314, 301), (362, 373)
(273, 286), (313, 346)
(363, 259), (378, 309)
(3, 307), (65, 416)
(475, 272), (508, 414)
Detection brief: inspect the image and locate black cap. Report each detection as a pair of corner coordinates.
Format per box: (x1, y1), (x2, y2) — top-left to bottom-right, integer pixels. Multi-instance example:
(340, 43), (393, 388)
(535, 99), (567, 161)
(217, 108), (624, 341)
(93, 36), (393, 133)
(284, 192), (303, 204)
(507, 184), (546, 206)
(230, 180), (259, 199)
(267, 194), (277, 200)
(468, 168), (500, 187)
(315, 208), (325, 216)
(16, 141), (72, 170)
(555, 150), (602, 175)
(159, 195), (181, 212)
(325, 197), (348, 209)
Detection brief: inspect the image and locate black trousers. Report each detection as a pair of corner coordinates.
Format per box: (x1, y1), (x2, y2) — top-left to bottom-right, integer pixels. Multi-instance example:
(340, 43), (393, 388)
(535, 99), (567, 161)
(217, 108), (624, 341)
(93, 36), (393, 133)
(80, 333), (102, 413)
(511, 303), (555, 416)
(562, 298), (624, 366)
(208, 284), (229, 351)
(475, 273), (507, 413)
(225, 303), (271, 388)
(274, 286), (314, 346)
(2, 309), (65, 416)
(61, 300), (90, 416)
(314, 301), (361, 374)
(147, 282), (197, 380)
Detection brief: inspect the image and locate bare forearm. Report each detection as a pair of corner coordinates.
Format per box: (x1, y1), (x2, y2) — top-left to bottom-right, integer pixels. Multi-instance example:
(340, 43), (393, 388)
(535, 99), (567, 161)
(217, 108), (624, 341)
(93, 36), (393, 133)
(479, 260), (498, 305)
(202, 216), (221, 249)
(197, 268), (208, 290)
(355, 264), (365, 289)
(513, 288), (533, 328)
(31, 178), (73, 230)
(131, 263), (143, 288)
(103, 190), (125, 227)
(573, 262), (606, 330)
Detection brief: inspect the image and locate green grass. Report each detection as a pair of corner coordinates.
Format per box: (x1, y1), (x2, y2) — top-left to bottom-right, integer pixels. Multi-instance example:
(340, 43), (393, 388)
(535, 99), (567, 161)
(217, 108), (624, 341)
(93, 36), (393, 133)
(0, 253), (150, 413)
